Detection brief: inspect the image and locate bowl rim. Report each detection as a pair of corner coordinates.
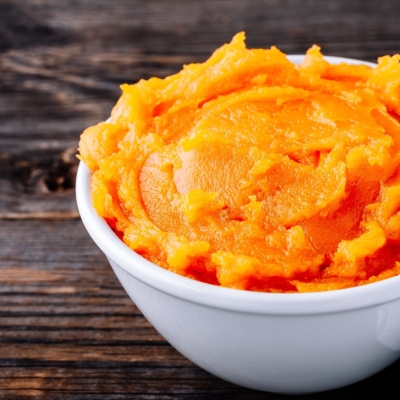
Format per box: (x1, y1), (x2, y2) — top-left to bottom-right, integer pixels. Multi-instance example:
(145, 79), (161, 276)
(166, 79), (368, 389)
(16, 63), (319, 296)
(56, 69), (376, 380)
(76, 54), (400, 315)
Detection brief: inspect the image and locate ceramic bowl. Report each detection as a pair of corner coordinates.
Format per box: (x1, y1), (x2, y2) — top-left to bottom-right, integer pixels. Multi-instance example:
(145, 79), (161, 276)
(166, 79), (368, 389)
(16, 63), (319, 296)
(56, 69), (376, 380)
(76, 56), (400, 395)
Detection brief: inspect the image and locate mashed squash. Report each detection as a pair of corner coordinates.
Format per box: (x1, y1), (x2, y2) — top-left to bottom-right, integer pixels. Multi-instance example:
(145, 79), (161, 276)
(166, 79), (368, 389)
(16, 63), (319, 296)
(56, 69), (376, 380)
(79, 33), (400, 292)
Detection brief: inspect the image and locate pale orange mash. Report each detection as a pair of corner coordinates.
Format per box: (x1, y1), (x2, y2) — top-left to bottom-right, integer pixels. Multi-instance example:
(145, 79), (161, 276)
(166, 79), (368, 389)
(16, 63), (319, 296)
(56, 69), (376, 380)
(79, 33), (400, 292)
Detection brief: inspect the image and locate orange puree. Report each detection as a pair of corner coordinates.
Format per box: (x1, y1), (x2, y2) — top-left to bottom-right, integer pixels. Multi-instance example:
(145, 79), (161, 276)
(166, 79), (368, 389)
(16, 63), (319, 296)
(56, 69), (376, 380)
(79, 33), (400, 292)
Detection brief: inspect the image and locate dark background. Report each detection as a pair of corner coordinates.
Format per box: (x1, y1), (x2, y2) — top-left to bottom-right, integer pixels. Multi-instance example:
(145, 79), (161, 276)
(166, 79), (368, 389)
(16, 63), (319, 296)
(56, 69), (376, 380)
(1, 0), (400, 398)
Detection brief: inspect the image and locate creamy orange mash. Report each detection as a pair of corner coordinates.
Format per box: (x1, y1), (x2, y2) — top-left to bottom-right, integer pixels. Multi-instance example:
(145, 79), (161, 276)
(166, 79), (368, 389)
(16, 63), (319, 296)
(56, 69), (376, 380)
(79, 33), (400, 292)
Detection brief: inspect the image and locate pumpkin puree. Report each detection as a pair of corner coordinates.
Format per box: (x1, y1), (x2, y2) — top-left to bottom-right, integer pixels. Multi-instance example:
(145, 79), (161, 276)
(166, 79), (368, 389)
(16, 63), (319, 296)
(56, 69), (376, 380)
(79, 33), (400, 292)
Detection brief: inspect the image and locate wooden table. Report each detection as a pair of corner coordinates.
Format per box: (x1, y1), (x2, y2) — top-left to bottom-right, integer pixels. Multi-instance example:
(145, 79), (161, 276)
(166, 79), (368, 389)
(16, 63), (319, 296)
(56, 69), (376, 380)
(1, 1), (400, 398)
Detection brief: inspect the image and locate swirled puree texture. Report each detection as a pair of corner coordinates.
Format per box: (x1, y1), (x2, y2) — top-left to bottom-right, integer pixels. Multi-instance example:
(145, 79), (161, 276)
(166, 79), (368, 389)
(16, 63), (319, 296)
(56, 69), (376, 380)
(79, 33), (400, 292)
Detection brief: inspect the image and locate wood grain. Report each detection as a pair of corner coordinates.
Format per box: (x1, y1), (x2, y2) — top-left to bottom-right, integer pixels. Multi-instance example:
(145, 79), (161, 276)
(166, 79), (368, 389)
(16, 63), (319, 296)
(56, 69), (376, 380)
(1, 0), (400, 398)
(0, 220), (263, 398)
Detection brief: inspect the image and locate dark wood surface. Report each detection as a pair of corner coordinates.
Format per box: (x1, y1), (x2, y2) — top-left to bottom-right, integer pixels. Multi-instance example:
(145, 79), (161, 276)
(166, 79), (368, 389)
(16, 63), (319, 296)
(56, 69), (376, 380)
(1, 0), (400, 398)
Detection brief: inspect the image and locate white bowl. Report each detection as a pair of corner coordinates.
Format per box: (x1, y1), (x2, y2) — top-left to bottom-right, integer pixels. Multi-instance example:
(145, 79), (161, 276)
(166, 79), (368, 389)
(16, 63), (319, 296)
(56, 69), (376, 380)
(76, 55), (400, 395)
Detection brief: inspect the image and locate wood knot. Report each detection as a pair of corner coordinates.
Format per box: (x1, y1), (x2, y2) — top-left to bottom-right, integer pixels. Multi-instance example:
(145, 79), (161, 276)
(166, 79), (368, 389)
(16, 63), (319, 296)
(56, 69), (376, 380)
(4, 147), (79, 194)
(43, 147), (79, 193)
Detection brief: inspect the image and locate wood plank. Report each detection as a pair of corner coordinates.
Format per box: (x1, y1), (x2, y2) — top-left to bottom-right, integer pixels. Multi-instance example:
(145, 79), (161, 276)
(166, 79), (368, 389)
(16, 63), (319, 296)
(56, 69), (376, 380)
(0, 219), (103, 267)
(0, 344), (189, 365)
(0, 328), (164, 345)
(0, 377), (245, 395)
